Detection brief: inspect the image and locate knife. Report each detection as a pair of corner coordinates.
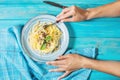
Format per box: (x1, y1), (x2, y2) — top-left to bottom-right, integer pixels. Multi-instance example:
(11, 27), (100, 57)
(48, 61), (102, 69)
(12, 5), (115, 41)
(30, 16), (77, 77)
(43, 1), (67, 9)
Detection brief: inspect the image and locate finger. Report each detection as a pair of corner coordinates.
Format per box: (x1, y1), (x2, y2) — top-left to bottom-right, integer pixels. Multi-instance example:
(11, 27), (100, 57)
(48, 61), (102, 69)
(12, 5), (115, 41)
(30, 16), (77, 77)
(57, 11), (73, 21)
(57, 8), (70, 18)
(58, 71), (71, 80)
(46, 60), (65, 66)
(57, 65), (66, 68)
(57, 55), (70, 59)
(56, 8), (71, 21)
(61, 17), (74, 22)
(49, 68), (65, 72)
(58, 54), (71, 59)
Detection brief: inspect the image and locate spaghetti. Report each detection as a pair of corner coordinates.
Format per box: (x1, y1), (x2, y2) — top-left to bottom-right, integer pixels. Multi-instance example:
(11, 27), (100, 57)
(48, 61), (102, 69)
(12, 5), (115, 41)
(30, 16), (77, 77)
(28, 21), (62, 54)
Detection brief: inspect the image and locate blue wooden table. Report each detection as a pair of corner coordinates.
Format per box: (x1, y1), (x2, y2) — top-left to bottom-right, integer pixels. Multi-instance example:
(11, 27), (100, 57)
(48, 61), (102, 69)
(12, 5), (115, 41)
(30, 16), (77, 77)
(0, 0), (120, 80)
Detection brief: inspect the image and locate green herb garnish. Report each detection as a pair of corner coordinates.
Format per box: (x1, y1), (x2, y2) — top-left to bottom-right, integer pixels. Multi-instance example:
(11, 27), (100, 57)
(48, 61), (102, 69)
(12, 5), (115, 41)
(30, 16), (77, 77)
(45, 36), (51, 42)
(40, 36), (51, 50)
(40, 43), (46, 50)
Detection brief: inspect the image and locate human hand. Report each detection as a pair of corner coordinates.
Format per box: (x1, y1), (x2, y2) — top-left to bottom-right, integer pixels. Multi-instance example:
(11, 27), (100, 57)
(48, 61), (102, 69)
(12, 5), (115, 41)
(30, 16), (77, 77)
(46, 54), (90, 80)
(56, 6), (88, 22)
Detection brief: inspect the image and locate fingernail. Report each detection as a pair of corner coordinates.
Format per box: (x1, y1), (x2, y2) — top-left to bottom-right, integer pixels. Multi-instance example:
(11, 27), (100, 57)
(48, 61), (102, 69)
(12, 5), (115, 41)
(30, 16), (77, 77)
(56, 19), (59, 22)
(61, 20), (64, 22)
(46, 62), (49, 64)
(57, 56), (60, 59)
(56, 14), (59, 17)
(56, 18), (60, 21)
(49, 70), (52, 72)
(57, 57), (59, 59)
(56, 15), (60, 18)
(57, 77), (61, 80)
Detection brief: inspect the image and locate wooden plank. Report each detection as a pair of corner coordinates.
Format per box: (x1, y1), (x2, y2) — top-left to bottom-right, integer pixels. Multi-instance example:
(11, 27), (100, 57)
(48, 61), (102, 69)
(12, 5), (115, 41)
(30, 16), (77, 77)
(69, 38), (120, 48)
(66, 22), (120, 38)
(89, 70), (120, 80)
(0, 4), (61, 19)
(0, 19), (120, 60)
(69, 38), (120, 60)
(0, 22), (120, 61)
(0, 4), (120, 21)
(0, 20), (120, 38)
(0, 20), (27, 29)
(0, 0), (120, 79)
(0, 0), (116, 4)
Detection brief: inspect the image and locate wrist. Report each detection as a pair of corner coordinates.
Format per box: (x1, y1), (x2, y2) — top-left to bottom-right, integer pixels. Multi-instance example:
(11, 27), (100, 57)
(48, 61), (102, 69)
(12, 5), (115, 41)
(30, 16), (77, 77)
(85, 7), (102, 20)
(82, 58), (97, 69)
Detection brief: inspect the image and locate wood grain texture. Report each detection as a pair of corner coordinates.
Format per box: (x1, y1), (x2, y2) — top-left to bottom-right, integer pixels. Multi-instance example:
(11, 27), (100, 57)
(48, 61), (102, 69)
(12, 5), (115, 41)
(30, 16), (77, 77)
(0, 0), (120, 79)
(1, 20), (120, 38)
(0, 0), (116, 4)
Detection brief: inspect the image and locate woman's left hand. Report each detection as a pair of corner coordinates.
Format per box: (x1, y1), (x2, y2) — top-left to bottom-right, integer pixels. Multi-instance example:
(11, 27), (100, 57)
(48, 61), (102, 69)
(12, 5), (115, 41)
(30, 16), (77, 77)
(46, 54), (89, 80)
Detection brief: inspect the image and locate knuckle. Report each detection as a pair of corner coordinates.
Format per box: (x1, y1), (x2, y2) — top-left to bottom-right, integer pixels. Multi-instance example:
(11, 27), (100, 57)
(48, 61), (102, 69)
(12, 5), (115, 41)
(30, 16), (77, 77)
(67, 54), (73, 58)
(55, 69), (58, 71)
(64, 66), (69, 70)
(62, 9), (66, 12)
(52, 69), (57, 72)
(66, 55), (71, 58)
(62, 60), (66, 64)
(64, 60), (68, 64)
(72, 18), (76, 21)
(71, 10), (76, 14)
(72, 54), (79, 58)
(67, 54), (71, 57)
(62, 8), (67, 13)
(71, 5), (76, 9)
(52, 61), (57, 65)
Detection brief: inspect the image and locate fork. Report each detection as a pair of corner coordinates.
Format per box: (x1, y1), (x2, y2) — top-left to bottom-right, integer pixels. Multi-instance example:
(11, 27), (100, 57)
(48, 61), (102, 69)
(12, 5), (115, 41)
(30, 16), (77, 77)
(43, 21), (59, 28)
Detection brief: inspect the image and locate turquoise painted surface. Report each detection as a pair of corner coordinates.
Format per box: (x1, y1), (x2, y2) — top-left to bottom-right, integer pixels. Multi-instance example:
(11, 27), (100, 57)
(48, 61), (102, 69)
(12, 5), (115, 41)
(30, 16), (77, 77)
(0, 0), (120, 80)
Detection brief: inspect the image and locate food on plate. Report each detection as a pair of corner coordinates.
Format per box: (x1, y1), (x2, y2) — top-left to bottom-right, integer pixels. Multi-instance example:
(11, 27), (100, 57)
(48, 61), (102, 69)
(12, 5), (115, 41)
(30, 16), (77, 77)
(28, 21), (62, 54)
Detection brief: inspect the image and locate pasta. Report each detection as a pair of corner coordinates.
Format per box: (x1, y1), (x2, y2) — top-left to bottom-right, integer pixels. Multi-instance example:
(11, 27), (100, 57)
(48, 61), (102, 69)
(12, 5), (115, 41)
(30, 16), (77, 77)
(28, 21), (62, 54)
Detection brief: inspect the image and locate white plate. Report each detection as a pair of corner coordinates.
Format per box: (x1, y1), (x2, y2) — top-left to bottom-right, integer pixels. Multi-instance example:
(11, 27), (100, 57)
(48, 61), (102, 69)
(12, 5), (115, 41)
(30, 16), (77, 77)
(21, 14), (69, 62)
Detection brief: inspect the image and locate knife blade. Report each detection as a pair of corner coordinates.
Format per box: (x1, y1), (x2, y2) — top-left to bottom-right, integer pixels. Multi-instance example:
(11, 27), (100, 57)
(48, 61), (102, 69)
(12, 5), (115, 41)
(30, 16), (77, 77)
(43, 1), (67, 9)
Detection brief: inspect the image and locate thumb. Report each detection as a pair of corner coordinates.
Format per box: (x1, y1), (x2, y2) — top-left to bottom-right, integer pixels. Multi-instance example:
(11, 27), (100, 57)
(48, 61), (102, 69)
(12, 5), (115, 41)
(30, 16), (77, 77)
(58, 71), (72, 80)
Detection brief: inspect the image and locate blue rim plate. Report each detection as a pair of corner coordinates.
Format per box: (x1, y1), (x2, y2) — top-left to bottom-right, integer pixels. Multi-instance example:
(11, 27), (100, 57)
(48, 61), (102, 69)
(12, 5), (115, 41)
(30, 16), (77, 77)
(21, 14), (69, 62)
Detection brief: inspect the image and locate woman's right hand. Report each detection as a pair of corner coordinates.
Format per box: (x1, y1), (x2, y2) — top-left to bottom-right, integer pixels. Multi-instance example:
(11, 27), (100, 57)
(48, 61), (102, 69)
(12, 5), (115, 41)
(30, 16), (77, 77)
(56, 6), (88, 22)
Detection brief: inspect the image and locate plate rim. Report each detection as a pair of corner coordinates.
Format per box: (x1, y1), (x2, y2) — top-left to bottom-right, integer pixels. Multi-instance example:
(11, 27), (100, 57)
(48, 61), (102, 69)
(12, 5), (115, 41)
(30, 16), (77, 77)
(21, 14), (69, 62)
